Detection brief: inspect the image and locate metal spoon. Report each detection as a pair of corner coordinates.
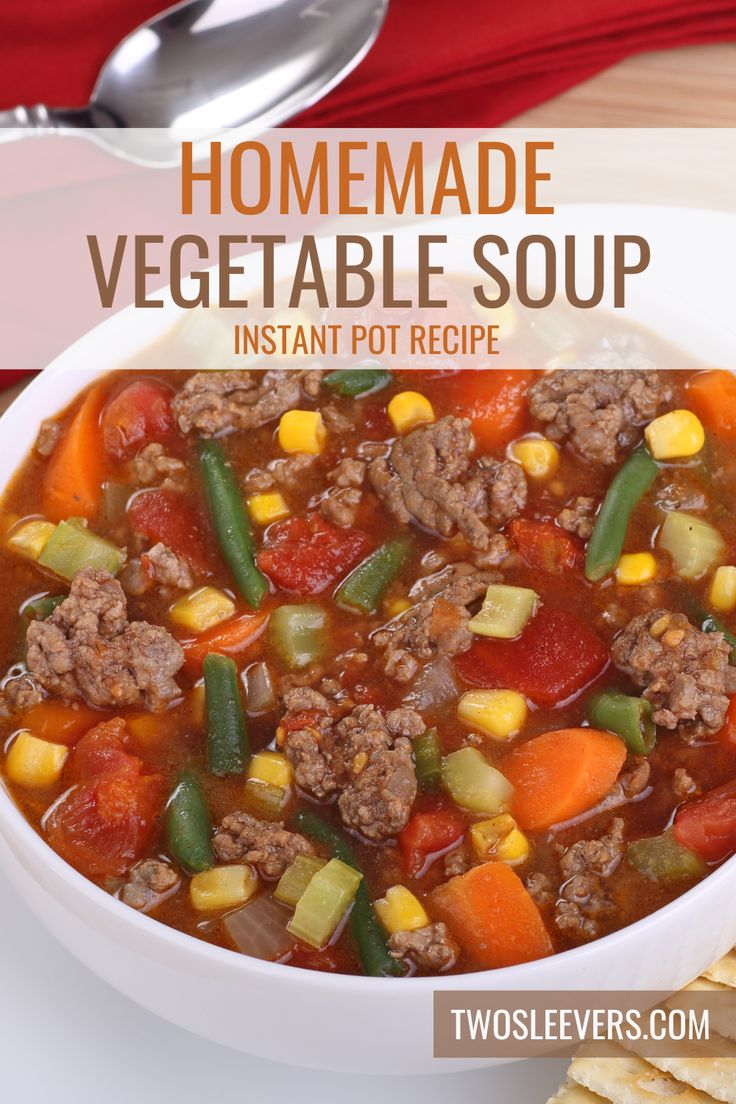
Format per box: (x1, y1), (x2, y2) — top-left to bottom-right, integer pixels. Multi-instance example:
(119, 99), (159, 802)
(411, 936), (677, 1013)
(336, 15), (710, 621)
(0, 0), (388, 164)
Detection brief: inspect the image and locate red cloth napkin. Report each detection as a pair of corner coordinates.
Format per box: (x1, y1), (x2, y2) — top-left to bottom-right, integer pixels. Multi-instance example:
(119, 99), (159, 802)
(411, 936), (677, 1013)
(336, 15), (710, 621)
(0, 0), (734, 128)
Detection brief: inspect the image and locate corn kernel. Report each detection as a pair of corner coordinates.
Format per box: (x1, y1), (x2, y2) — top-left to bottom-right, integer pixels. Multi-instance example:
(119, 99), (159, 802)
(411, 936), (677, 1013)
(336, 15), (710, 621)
(645, 409), (705, 460)
(189, 865), (258, 911)
(615, 552), (657, 586)
(247, 750), (292, 789)
(510, 438), (559, 480)
(170, 586), (235, 633)
(374, 885), (430, 934)
(6, 731), (68, 788)
(470, 814), (530, 866)
(709, 565), (736, 613)
(385, 596), (412, 618)
(278, 410), (326, 455)
(7, 519), (56, 561)
(387, 391), (435, 434)
(247, 493), (290, 526)
(190, 683), (206, 726)
(457, 689), (527, 741)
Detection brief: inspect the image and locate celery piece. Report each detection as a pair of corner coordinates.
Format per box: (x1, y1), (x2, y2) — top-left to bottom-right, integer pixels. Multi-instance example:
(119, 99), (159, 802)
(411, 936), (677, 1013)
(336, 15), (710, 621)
(274, 854), (328, 908)
(659, 511), (725, 580)
(269, 604), (327, 669)
(244, 779), (287, 819)
(441, 747), (514, 815)
(468, 584), (539, 639)
(627, 830), (706, 883)
(38, 520), (125, 581)
(287, 858), (362, 948)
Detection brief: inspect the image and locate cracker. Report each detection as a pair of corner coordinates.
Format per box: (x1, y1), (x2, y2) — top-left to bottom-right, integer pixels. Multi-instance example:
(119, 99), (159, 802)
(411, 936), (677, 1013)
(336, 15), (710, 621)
(633, 1051), (736, 1104)
(677, 980), (736, 1043)
(705, 951), (736, 990)
(548, 1080), (608, 1104)
(569, 1042), (715, 1104)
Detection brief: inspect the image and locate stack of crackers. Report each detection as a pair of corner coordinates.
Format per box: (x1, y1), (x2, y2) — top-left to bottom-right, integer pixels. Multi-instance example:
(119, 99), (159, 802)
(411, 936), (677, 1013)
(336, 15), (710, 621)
(548, 951), (736, 1104)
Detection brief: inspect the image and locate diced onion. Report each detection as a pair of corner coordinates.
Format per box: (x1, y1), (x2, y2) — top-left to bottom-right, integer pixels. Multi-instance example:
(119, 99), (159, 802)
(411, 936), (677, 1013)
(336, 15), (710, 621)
(224, 895), (296, 960)
(243, 661), (277, 716)
(402, 657), (459, 711)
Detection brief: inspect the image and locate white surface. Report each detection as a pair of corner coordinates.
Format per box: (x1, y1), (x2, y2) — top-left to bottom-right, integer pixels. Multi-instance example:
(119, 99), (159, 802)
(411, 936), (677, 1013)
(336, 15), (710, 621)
(0, 873), (566, 1102)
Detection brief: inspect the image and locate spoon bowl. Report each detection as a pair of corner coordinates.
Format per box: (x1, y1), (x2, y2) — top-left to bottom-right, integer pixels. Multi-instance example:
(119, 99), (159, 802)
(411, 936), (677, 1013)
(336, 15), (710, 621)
(0, 0), (388, 164)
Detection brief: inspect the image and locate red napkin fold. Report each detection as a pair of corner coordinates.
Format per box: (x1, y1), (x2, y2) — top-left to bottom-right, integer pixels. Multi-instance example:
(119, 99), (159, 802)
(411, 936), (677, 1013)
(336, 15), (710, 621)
(0, 0), (734, 128)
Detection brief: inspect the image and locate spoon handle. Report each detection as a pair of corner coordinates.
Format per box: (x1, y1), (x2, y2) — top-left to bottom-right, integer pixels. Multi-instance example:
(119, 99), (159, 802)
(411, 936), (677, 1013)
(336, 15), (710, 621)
(0, 105), (54, 138)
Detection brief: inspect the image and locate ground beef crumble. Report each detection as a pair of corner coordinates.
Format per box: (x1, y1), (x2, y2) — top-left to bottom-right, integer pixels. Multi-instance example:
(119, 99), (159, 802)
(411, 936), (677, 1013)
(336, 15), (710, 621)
(34, 418), (61, 457)
(129, 442), (186, 487)
(389, 923), (459, 971)
(172, 368), (323, 436)
(612, 609), (736, 734)
(122, 859), (179, 912)
(372, 563), (498, 682)
(141, 542), (194, 590)
(529, 354), (672, 465)
(368, 416), (526, 550)
(555, 819), (625, 940)
(279, 690), (421, 842)
(213, 812), (314, 879)
(243, 452), (317, 495)
(557, 496), (597, 540)
(26, 567), (184, 711)
(319, 457), (367, 528)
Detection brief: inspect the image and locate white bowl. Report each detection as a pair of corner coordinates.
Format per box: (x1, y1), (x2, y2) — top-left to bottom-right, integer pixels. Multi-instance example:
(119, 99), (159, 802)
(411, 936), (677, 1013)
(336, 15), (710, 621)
(1, 216), (736, 1075)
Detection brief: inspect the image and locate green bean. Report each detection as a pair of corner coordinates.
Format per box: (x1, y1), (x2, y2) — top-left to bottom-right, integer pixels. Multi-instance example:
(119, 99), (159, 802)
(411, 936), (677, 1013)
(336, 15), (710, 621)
(585, 445), (659, 582)
(203, 653), (248, 775)
(166, 772), (214, 874)
(588, 689), (656, 756)
(335, 537), (412, 614)
(198, 440), (268, 609)
(685, 597), (736, 665)
(293, 809), (404, 977)
(323, 366), (393, 397)
(22, 593), (66, 621)
(413, 728), (442, 790)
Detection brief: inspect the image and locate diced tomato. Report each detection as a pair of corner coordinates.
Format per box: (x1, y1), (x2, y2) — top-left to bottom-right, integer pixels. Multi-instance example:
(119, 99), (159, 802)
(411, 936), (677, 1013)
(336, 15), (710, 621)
(399, 809), (465, 878)
(437, 369), (533, 452)
(127, 489), (217, 575)
(180, 610), (269, 672)
(46, 718), (164, 878)
(257, 513), (371, 595)
(718, 697), (736, 752)
(454, 606), (609, 707)
(101, 380), (175, 458)
(508, 519), (584, 574)
(674, 779), (736, 863)
(70, 718), (134, 781)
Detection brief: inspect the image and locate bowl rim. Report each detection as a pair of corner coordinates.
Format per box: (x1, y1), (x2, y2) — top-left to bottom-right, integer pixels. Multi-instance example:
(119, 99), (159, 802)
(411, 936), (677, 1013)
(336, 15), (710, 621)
(1, 215), (735, 994)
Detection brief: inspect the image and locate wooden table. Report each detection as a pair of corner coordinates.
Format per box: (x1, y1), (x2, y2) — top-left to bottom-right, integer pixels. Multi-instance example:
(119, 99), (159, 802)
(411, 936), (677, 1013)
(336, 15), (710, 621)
(508, 43), (736, 127)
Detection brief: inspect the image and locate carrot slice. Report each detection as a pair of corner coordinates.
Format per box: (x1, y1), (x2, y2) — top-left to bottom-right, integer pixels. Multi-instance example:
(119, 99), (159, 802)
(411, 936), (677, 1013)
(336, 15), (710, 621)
(686, 370), (736, 440)
(21, 700), (100, 747)
(429, 861), (552, 968)
(180, 609), (269, 672)
(500, 727), (627, 831)
(43, 385), (107, 522)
